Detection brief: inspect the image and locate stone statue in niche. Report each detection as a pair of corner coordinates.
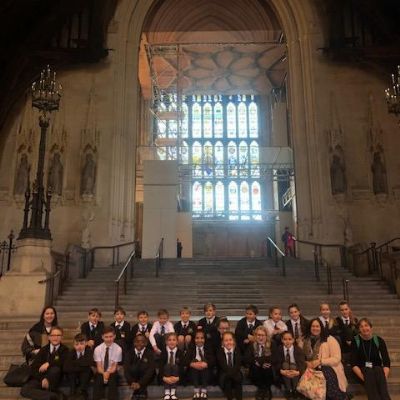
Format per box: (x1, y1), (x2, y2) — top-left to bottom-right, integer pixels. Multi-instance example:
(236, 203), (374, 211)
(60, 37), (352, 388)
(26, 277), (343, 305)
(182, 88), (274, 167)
(47, 152), (63, 195)
(81, 153), (96, 196)
(14, 153), (29, 195)
(371, 151), (388, 194)
(330, 146), (346, 195)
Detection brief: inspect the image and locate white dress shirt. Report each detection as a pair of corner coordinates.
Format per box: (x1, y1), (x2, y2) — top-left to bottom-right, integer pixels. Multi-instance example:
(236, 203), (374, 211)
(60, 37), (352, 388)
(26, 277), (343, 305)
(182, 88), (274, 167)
(284, 345), (296, 364)
(290, 319), (302, 337)
(223, 347), (235, 365)
(195, 346), (205, 361)
(94, 342), (122, 371)
(149, 320), (175, 347)
(263, 319), (287, 338)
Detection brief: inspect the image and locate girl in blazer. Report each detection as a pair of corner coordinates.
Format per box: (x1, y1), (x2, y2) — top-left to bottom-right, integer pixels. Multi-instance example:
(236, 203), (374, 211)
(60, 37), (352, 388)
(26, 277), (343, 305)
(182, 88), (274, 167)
(244, 326), (274, 400)
(216, 332), (243, 400)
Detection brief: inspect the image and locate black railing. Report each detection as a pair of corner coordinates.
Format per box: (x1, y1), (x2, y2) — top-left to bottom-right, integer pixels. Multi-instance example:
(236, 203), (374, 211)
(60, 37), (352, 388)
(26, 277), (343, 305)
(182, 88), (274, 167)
(38, 251), (70, 306)
(295, 239), (346, 282)
(267, 237), (286, 276)
(343, 278), (350, 303)
(155, 238), (164, 278)
(0, 230), (16, 277)
(114, 248), (136, 308)
(90, 241), (136, 271)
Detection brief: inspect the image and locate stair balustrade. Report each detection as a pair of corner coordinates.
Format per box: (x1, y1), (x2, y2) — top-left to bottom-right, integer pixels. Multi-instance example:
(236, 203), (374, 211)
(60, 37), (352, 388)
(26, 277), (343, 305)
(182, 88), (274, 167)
(266, 237), (286, 276)
(155, 237), (164, 278)
(114, 247), (136, 308)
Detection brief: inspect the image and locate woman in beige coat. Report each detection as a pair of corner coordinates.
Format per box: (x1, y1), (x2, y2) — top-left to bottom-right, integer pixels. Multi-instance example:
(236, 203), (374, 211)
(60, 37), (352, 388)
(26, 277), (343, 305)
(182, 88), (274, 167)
(303, 318), (348, 399)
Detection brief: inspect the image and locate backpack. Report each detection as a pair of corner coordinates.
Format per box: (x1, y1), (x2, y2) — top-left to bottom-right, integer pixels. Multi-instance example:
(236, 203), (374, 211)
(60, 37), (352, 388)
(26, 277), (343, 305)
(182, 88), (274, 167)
(354, 334), (379, 349)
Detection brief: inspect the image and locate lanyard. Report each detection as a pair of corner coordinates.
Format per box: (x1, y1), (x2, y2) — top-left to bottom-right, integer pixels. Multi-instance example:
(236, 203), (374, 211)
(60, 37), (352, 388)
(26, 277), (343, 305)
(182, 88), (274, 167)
(361, 339), (372, 362)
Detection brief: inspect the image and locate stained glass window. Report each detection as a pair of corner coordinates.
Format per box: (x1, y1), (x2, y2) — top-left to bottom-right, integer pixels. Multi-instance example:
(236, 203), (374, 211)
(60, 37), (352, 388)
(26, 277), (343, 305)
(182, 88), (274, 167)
(203, 103), (212, 138)
(204, 182), (213, 213)
(192, 181), (202, 212)
(227, 102), (236, 138)
(214, 102), (223, 138)
(192, 102), (202, 138)
(155, 94), (262, 220)
(249, 101), (258, 138)
(238, 102), (247, 138)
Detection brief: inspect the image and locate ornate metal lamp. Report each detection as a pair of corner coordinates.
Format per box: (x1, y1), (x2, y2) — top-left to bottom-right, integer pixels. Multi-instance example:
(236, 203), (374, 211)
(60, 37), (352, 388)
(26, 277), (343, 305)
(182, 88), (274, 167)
(385, 65), (400, 119)
(18, 66), (62, 240)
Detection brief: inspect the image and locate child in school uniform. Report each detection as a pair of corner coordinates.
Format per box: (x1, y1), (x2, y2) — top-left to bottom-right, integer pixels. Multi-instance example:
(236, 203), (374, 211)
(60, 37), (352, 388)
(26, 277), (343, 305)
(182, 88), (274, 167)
(272, 331), (306, 400)
(318, 302), (335, 335)
(21, 326), (69, 400)
(244, 326), (274, 400)
(160, 333), (186, 400)
(131, 311), (153, 340)
(174, 307), (197, 351)
(149, 309), (175, 355)
(286, 303), (309, 346)
(93, 326), (123, 400)
(111, 306), (131, 354)
(216, 331), (243, 400)
(80, 308), (105, 349)
(124, 334), (156, 400)
(186, 330), (215, 400)
(64, 333), (94, 400)
(197, 303), (220, 351)
(235, 305), (262, 354)
(263, 306), (287, 345)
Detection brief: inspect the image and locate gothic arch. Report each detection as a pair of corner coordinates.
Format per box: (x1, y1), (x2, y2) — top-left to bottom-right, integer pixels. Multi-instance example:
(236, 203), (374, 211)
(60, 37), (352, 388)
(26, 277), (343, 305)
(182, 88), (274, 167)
(110, 0), (324, 239)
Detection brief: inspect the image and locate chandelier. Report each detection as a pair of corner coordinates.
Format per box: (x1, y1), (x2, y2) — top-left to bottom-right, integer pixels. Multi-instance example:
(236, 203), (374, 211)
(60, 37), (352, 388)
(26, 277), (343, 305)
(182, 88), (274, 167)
(385, 65), (400, 118)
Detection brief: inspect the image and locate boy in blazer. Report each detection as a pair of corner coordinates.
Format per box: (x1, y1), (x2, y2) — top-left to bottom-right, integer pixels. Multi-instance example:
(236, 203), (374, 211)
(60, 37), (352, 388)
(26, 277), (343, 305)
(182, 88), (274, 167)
(174, 307), (197, 351)
(197, 303), (220, 351)
(160, 333), (186, 400)
(124, 334), (155, 400)
(111, 306), (131, 354)
(235, 305), (262, 354)
(272, 331), (306, 399)
(80, 308), (105, 349)
(63, 333), (94, 400)
(186, 330), (215, 399)
(21, 326), (69, 400)
(216, 332), (243, 400)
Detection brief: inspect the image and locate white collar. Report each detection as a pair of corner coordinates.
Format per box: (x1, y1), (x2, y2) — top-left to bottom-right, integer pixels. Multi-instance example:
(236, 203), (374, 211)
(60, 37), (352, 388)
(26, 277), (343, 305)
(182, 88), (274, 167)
(224, 347), (234, 355)
(167, 347), (178, 354)
(207, 317), (215, 323)
(181, 321), (189, 327)
(291, 319), (300, 325)
(115, 321), (125, 328)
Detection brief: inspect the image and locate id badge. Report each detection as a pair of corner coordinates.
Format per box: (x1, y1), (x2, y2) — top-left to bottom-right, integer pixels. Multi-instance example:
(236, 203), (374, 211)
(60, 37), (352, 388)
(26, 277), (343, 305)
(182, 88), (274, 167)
(365, 362), (373, 368)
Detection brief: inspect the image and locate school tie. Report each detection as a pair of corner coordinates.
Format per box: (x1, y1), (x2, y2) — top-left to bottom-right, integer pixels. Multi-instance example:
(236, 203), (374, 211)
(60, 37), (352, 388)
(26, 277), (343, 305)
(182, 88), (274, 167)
(199, 348), (205, 361)
(141, 326), (146, 333)
(248, 323), (254, 331)
(104, 347), (110, 371)
(207, 319), (211, 325)
(78, 352), (83, 359)
(285, 349), (290, 364)
(294, 322), (299, 339)
(345, 319), (349, 326)
(227, 352), (233, 367)
(51, 346), (56, 355)
(136, 351), (142, 360)
(161, 325), (166, 336)
(169, 351), (174, 365)
(259, 345), (264, 357)
(325, 320), (329, 329)
(183, 323), (187, 330)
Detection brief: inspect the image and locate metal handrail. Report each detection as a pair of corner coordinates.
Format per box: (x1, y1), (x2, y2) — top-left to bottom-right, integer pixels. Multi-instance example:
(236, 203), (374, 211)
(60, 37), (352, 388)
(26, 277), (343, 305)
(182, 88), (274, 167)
(295, 238), (344, 248)
(114, 248), (136, 308)
(155, 238), (164, 278)
(90, 241), (136, 270)
(267, 237), (286, 276)
(343, 278), (350, 303)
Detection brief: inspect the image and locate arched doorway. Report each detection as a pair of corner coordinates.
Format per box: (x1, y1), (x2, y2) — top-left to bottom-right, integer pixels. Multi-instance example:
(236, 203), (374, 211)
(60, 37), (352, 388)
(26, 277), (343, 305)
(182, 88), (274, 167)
(110, 0), (323, 255)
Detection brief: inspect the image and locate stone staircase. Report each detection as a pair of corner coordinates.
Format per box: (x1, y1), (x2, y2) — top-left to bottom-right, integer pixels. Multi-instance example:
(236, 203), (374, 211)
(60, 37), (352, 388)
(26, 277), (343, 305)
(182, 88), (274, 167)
(1, 257), (400, 399)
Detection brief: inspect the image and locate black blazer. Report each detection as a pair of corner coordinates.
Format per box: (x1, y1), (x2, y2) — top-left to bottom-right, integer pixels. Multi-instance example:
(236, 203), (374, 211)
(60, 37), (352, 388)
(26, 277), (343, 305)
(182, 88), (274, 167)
(131, 323), (153, 338)
(21, 322), (55, 360)
(272, 345), (306, 375)
(111, 321), (131, 350)
(216, 347), (242, 380)
(159, 347), (186, 378)
(197, 317), (220, 350)
(234, 318), (262, 352)
(243, 342), (275, 369)
(124, 347), (155, 387)
(286, 316), (309, 339)
(31, 343), (69, 381)
(64, 346), (94, 373)
(174, 321), (197, 338)
(331, 317), (358, 353)
(185, 344), (215, 369)
(80, 321), (105, 348)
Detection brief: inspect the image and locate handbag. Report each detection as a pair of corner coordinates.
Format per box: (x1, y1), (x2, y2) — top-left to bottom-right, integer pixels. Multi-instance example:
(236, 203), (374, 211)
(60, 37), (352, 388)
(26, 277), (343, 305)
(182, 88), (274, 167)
(297, 367), (326, 400)
(3, 362), (31, 387)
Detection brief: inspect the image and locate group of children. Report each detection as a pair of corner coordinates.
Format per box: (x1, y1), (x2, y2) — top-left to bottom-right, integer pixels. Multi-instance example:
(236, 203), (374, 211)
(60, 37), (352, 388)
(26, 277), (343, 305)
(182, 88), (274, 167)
(19, 301), (391, 400)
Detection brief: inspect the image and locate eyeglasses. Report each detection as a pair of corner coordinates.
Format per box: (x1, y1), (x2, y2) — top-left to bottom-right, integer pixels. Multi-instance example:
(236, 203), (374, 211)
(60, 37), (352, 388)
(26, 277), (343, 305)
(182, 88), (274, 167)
(49, 334), (62, 337)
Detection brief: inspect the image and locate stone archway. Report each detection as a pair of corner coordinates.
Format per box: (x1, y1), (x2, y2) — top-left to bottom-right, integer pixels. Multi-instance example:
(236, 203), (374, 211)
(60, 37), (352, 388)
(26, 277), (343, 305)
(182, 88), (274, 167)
(108, 0), (325, 244)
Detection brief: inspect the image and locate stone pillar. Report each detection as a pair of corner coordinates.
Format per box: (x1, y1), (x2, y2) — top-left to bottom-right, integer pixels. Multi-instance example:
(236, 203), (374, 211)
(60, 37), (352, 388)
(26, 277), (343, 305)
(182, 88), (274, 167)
(0, 238), (54, 316)
(142, 160), (178, 258)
